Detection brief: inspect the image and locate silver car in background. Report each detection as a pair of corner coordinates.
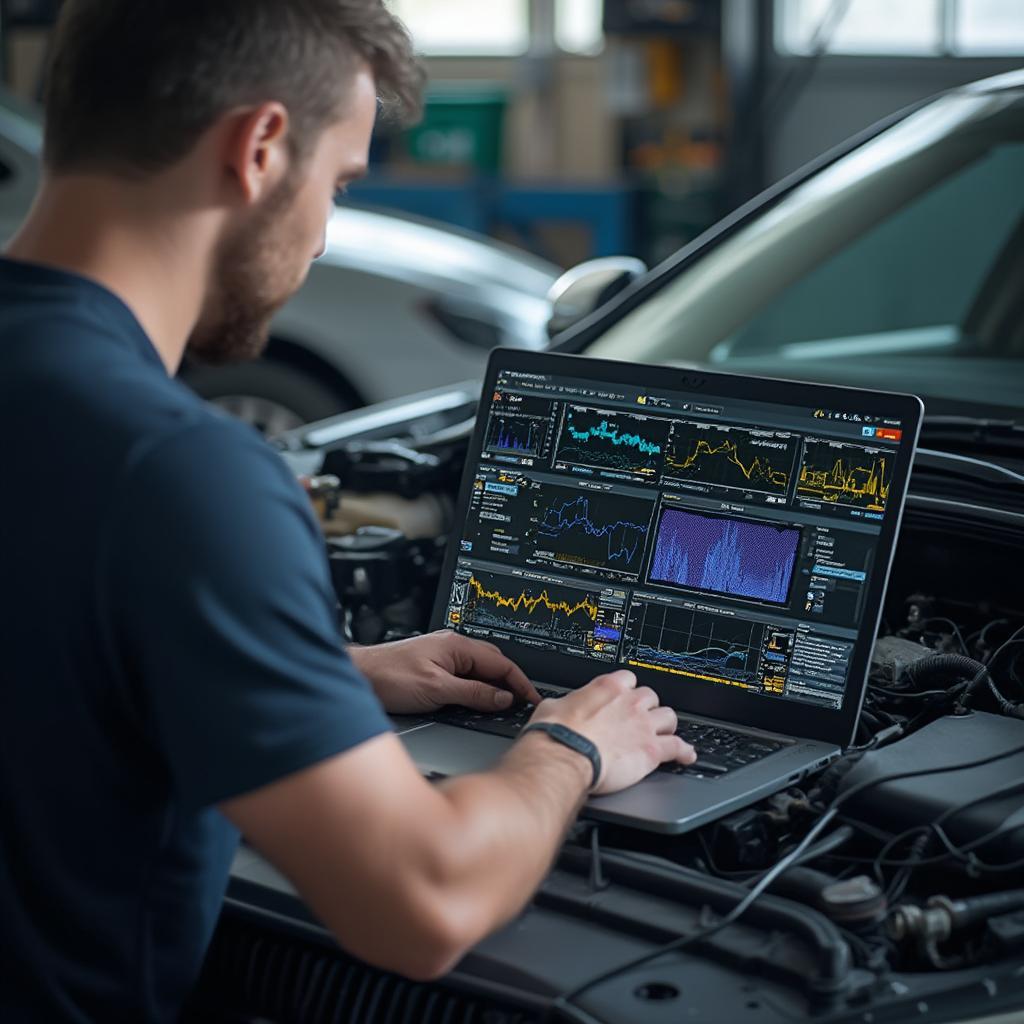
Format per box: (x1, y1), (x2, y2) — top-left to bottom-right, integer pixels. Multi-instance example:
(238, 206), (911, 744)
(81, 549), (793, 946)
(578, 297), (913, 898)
(0, 89), (559, 435)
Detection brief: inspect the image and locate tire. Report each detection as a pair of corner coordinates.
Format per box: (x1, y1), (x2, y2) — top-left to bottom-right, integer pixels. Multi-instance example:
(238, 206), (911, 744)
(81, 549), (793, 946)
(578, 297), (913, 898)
(183, 359), (352, 437)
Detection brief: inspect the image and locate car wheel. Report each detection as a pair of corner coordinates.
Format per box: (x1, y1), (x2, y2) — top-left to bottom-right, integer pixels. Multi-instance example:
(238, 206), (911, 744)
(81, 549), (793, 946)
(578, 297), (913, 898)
(183, 359), (353, 437)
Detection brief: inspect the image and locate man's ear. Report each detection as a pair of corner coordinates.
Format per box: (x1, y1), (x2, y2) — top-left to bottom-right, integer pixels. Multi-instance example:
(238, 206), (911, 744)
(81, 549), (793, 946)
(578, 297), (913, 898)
(223, 102), (292, 205)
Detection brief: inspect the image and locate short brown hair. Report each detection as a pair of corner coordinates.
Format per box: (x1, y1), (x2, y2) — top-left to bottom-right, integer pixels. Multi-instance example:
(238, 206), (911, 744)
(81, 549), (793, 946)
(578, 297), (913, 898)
(43, 0), (424, 177)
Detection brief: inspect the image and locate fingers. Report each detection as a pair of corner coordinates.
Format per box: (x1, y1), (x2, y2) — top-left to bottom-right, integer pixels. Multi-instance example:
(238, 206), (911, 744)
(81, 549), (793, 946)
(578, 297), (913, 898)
(583, 669), (636, 695)
(445, 633), (540, 704)
(606, 669), (638, 690)
(443, 675), (516, 711)
(657, 734), (697, 765)
(648, 705), (679, 734)
(633, 686), (660, 712)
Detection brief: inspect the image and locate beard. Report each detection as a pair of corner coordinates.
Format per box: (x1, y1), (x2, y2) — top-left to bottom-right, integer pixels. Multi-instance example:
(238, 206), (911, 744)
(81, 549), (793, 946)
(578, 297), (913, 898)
(186, 175), (308, 366)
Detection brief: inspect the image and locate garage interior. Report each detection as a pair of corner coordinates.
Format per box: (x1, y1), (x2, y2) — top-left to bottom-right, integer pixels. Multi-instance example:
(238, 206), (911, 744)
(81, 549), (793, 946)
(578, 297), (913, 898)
(2, 2), (1024, 1023)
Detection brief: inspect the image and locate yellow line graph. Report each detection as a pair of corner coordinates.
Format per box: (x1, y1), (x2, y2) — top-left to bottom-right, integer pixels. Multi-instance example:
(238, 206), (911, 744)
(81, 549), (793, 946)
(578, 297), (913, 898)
(797, 456), (889, 508)
(468, 575), (598, 622)
(667, 438), (789, 489)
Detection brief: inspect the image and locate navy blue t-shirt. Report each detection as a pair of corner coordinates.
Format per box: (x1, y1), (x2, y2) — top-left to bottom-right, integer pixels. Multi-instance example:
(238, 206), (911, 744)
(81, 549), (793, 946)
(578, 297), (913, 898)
(0, 258), (392, 1022)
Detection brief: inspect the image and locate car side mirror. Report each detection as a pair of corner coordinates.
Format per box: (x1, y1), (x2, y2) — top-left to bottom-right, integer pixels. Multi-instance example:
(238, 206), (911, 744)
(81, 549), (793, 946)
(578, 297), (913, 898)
(546, 256), (647, 339)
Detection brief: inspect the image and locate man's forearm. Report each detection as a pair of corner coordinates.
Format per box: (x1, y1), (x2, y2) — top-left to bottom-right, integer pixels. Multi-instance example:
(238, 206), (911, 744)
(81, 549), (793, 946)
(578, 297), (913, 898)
(427, 731), (591, 951)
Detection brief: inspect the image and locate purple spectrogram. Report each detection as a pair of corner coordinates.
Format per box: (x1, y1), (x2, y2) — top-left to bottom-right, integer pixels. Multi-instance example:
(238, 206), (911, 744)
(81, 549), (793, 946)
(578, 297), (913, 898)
(650, 508), (800, 605)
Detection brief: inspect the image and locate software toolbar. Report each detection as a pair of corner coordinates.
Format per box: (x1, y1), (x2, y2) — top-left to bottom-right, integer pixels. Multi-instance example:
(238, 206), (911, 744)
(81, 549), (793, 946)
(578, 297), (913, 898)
(443, 371), (905, 711)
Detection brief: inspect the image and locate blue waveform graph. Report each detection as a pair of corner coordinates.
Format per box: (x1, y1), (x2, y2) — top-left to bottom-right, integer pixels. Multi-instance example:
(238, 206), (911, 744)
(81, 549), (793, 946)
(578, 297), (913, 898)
(624, 600), (763, 687)
(485, 415), (543, 457)
(650, 507), (801, 605)
(534, 491), (652, 576)
(634, 642), (753, 679)
(554, 406), (671, 476)
(498, 421), (535, 451)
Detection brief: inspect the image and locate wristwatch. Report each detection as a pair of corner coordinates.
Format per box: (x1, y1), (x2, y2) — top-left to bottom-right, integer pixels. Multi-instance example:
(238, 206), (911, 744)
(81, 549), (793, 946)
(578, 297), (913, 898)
(520, 722), (601, 790)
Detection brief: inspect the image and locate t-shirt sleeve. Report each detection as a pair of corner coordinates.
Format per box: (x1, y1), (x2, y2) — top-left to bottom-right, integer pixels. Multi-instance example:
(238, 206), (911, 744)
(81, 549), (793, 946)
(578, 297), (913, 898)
(102, 418), (392, 810)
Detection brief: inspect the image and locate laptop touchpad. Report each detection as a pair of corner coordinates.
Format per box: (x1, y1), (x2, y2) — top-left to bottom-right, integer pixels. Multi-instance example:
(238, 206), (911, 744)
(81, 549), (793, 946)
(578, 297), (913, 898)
(399, 722), (509, 776)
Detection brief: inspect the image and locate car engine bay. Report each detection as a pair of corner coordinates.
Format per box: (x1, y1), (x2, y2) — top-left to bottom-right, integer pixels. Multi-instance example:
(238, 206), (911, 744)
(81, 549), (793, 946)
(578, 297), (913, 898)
(188, 389), (1024, 1024)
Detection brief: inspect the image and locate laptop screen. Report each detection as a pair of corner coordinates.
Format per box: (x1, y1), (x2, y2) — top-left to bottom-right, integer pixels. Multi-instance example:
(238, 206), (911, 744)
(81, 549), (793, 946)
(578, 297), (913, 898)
(433, 351), (921, 744)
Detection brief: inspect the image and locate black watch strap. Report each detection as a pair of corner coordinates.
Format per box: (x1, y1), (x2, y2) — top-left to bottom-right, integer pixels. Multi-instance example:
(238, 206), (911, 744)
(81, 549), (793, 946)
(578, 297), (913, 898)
(520, 722), (601, 790)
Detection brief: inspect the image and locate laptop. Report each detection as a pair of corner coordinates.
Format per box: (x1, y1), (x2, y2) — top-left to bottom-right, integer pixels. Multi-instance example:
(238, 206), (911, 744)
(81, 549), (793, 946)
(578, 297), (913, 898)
(396, 349), (923, 834)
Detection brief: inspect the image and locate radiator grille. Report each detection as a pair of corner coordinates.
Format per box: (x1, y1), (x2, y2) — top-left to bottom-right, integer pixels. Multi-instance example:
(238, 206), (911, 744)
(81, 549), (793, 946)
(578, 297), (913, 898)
(188, 915), (539, 1024)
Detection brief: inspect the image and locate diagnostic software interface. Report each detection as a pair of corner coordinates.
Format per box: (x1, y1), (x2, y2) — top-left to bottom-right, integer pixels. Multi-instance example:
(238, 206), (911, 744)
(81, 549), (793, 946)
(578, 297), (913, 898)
(442, 367), (908, 711)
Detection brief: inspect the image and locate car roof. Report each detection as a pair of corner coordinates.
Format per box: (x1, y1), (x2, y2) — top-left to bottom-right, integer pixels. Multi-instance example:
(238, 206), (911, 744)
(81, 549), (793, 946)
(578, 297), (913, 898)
(321, 205), (559, 296)
(959, 67), (1024, 96)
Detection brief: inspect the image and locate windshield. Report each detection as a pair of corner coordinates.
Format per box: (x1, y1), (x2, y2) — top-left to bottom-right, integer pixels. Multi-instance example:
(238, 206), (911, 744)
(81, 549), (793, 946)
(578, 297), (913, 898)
(0, 86), (42, 154)
(588, 84), (1024, 418)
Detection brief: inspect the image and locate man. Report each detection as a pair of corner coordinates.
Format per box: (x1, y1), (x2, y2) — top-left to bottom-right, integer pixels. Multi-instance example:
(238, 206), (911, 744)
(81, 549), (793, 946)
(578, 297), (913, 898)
(0, 2), (695, 1020)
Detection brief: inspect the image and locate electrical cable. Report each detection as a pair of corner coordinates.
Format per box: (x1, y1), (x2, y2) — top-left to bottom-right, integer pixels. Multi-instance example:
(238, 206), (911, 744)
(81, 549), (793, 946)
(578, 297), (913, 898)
(880, 832), (929, 903)
(868, 685), (954, 701)
(960, 628), (1024, 710)
(902, 653), (989, 694)
(913, 616), (970, 656)
(828, 777), (1024, 883)
(548, 741), (1024, 1021)
(813, 816), (1024, 874)
(695, 831), (759, 880)
(744, 826), (857, 888)
(977, 618), (1010, 655)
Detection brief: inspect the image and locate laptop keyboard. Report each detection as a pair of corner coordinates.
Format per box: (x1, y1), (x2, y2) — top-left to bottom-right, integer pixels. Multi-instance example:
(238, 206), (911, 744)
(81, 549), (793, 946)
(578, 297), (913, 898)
(658, 720), (785, 777)
(432, 686), (565, 738)
(433, 688), (785, 778)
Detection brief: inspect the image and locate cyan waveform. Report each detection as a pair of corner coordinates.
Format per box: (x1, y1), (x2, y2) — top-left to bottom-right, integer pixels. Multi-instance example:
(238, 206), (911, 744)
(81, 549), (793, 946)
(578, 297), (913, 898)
(650, 509), (800, 604)
(566, 413), (662, 456)
(536, 495), (648, 565)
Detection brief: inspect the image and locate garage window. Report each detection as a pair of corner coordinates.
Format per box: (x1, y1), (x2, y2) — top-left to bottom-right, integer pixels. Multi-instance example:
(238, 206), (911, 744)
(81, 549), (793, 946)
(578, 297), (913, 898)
(776, 0), (1024, 57)
(389, 0), (603, 56)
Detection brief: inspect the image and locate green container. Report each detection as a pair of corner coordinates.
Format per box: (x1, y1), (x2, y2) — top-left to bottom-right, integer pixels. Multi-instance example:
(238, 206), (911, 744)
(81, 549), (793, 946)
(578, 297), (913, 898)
(405, 86), (507, 173)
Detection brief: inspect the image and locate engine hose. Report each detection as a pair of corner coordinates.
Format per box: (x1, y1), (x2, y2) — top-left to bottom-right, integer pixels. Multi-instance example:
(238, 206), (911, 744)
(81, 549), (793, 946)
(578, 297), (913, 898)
(903, 654), (988, 692)
(941, 889), (1024, 930)
(556, 846), (853, 994)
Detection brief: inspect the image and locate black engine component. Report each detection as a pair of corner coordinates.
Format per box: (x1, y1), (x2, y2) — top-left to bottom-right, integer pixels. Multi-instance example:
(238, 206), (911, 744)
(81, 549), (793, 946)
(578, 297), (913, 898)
(706, 807), (776, 871)
(869, 634), (933, 686)
(321, 439), (461, 499)
(326, 527), (445, 644)
(986, 907), (1024, 956)
(838, 712), (1024, 866)
(888, 891), (1024, 969)
(769, 868), (888, 929)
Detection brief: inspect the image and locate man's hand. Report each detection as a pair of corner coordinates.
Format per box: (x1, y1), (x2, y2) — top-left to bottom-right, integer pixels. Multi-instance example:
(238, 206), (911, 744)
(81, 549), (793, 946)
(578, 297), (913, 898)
(224, 667), (690, 981)
(524, 669), (695, 794)
(349, 630), (541, 715)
